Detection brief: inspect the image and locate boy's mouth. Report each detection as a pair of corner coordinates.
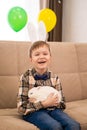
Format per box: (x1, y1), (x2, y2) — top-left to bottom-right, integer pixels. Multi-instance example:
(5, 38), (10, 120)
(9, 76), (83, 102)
(38, 61), (46, 64)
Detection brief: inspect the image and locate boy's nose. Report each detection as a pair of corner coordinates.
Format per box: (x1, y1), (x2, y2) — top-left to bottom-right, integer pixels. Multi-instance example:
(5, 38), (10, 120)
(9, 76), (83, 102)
(39, 54), (44, 58)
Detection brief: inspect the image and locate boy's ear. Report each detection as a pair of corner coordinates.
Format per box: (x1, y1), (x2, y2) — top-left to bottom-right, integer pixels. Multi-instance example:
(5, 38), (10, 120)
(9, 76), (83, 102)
(29, 57), (32, 62)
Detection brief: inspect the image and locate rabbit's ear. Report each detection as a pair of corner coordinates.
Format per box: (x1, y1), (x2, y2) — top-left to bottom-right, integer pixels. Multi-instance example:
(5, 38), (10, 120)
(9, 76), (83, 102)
(38, 21), (47, 41)
(27, 22), (38, 43)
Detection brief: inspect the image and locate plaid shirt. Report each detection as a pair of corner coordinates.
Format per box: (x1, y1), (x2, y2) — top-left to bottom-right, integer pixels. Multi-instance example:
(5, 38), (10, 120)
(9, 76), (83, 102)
(17, 68), (66, 115)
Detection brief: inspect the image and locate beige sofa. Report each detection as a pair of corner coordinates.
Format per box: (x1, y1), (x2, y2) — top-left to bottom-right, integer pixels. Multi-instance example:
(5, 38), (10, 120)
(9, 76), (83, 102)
(0, 40), (87, 130)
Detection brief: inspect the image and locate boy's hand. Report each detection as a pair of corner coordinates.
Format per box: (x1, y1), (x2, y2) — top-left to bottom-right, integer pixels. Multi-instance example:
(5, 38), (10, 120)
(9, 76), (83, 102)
(41, 93), (59, 108)
(29, 98), (37, 103)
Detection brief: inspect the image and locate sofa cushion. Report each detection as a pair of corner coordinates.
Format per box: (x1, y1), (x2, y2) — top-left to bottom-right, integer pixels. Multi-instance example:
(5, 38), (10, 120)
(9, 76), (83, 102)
(80, 73), (87, 99)
(49, 42), (78, 73)
(65, 99), (87, 130)
(0, 76), (19, 108)
(0, 41), (18, 75)
(75, 44), (87, 99)
(0, 108), (18, 116)
(17, 42), (32, 75)
(58, 73), (82, 102)
(76, 44), (87, 72)
(0, 116), (39, 130)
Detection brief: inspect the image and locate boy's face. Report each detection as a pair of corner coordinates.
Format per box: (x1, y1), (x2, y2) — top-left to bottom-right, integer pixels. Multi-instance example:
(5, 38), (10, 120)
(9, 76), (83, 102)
(30, 45), (51, 74)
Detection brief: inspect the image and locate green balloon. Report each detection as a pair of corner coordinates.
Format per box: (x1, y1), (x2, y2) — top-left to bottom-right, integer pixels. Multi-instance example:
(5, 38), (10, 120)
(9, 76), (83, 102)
(8, 6), (28, 32)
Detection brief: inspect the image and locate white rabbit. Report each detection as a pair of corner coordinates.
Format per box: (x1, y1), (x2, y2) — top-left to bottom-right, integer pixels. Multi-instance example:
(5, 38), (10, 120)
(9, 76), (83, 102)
(28, 86), (62, 103)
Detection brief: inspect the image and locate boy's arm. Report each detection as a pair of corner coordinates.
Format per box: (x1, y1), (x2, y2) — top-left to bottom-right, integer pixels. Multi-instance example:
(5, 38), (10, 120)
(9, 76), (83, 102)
(17, 74), (30, 115)
(17, 74), (43, 115)
(56, 76), (66, 110)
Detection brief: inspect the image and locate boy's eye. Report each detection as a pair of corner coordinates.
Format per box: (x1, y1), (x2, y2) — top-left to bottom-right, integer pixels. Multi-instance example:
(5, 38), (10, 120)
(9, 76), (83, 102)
(35, 53), (39, 56)
(43, 53), (48, 55)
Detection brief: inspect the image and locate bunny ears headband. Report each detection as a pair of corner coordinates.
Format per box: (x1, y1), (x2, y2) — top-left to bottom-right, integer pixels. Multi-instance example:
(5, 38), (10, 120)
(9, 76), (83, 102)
(28, 21), (48, 43)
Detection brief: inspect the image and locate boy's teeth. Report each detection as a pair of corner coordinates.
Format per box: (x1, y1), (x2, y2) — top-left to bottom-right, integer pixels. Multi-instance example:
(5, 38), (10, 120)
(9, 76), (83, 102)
(38, 61), (45, 63)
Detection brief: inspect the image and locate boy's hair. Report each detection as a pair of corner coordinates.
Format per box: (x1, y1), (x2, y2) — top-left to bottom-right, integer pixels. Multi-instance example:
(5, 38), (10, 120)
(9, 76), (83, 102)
(29, 41), (51, 58)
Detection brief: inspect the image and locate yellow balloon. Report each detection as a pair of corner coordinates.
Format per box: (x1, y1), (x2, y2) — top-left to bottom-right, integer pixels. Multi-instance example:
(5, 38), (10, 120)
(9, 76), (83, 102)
(38, 8), (57, 32)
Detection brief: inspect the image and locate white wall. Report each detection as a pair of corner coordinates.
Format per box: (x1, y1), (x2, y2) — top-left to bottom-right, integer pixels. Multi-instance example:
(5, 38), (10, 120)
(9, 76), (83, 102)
(0, 0), (40, 41)
(62, 0), (87, 42)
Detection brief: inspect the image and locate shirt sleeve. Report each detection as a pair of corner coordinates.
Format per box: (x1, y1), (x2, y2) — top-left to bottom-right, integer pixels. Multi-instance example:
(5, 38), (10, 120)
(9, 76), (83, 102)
(55, 76), (66, 110)
(17, 74), (29, 114)
(17, 74), (43, 115)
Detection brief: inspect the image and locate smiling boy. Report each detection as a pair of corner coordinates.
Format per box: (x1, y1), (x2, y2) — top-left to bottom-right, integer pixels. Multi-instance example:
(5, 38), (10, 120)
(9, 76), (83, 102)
(17, 41), (80, 130)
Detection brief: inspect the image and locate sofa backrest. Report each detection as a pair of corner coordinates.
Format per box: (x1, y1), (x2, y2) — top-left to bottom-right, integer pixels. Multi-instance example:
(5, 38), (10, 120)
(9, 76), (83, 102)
(0, 41), (87, 108)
